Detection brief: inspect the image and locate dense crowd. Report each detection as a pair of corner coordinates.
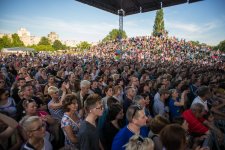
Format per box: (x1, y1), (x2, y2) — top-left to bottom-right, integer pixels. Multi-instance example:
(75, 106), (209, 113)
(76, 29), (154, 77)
(0, 35), (225, 150)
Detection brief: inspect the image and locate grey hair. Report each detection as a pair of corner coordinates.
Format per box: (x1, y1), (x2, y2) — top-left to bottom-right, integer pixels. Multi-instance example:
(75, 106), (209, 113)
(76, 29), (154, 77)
(191, 103), (205, 113)
(80, 80), (91, 88)
(134, 95), (144, 103)
(19, 116), (40, 132)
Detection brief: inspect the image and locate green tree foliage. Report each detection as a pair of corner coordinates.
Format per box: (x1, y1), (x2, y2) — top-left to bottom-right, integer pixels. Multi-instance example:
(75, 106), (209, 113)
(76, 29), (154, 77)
(153, 9), (165, 37)
(102, 29), (127, 42)
(76, 41), (91, 51)
(52, 40), (66, 50)
(30, 44), (54, 52)
(214, 40), (225, 52)
(0, 35), (12, 49)
(38, 37), (50, 45)
(12, 33), (24, 47)
(190, 41), (200, 46)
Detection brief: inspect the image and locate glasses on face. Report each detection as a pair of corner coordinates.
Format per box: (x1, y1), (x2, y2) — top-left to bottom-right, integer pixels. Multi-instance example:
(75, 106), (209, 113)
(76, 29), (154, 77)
(95, 105), (104, 110)
(30, 123), (45, 132)
(131, 105), (142, 119)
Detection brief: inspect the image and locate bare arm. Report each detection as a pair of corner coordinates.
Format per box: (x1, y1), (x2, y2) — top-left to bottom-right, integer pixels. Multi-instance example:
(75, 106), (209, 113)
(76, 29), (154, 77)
(0, 113), (18, 139)
(63, 126), (78, 144)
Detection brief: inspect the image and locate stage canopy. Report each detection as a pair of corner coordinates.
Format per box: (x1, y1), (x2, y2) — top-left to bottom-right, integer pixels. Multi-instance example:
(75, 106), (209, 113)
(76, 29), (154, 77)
(75, 0), (202, 16)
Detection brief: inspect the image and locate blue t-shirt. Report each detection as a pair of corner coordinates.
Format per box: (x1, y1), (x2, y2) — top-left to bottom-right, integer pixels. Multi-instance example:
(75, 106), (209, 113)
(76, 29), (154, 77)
(168, 98), (181, 119)
(111, 126), (149, 150)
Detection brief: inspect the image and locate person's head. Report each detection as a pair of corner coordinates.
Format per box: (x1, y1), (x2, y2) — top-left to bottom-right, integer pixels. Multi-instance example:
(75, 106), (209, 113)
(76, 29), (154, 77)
(0, 89), (9, 101)
(134, 95), (146, 107)
(108, 103), (124, 121)
(190, 103), (205, 119)
(159, 88), (170, 100)
(196, 86), (211, 100)
(80, 80), (91, 95)
(22, 99), (37, 115)
(140, 93), (150, 105)
(47, 75), (55, 84)
(62, 94), (78, 113)
(107, 96), (119, 109)
(20, 116), (46, 140)
(68, 73), (76, 82)
(104, 85), (113, 97)
(47, 86), (59, 99)
(160, 124), (186, 150)
(126, 105), (147, 127)
(113, 85), (123, 96)
(149, 115), (170, 134)
(169, 89), (179, 99)
(84, 94), (103, 117)
(18, 78), (26, 87)
(91, 80), (98, 89)
(21, 84), (34, 98)
(125, 86), (136, 99)
(124, 135), (154, 150)
(131, 76), (139, 87)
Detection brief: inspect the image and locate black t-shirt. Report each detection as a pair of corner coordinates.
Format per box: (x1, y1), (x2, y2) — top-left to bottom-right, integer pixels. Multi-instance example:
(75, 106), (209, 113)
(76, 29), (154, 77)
(78, 120), (100, 150)
(102, 122), (120, 150)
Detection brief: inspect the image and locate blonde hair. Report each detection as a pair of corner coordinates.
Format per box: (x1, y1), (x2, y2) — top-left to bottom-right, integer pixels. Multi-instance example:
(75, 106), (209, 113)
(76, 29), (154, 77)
(48, 86), (59, 95)
(124, 135), (154, 150)
(20, 116), (40, 132)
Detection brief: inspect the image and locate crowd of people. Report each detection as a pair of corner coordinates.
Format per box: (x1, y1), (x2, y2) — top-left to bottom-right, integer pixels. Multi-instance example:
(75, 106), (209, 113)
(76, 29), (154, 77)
(0, 35), (225, 150)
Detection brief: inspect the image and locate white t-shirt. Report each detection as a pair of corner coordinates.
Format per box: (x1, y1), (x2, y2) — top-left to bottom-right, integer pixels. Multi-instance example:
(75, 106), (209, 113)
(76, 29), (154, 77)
(192, 96), (208, 111)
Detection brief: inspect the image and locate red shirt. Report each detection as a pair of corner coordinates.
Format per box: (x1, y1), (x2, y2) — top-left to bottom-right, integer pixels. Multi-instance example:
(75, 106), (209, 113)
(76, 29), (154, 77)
(182, 109), (208, 134)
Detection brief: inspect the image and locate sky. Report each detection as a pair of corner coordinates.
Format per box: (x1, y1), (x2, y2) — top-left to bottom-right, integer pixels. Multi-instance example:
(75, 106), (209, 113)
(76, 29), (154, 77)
(0, 0), (225, 46)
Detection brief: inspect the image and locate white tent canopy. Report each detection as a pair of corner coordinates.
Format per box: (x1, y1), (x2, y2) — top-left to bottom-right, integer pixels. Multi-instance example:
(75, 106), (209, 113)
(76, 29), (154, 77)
(1, 47), (35, 53)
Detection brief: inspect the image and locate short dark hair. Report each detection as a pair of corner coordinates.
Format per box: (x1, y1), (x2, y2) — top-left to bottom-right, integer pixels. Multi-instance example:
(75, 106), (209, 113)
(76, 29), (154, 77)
(62, 94), (78, 112)
(84, 94), (101, 112)
(160, 124), (186, 150)
(149, 115), (169, 134)
(196, 86), (210, 97)
(104, 85), (113, 94)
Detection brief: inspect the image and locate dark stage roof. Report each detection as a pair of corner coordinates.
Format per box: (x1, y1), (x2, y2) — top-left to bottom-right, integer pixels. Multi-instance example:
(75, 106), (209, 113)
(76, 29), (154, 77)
(75, 0), (202, 16)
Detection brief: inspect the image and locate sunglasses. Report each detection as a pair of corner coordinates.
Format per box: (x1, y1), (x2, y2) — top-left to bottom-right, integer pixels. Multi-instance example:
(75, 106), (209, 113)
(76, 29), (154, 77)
(30, 123), (45, 132)
(131, 105), (142, 119)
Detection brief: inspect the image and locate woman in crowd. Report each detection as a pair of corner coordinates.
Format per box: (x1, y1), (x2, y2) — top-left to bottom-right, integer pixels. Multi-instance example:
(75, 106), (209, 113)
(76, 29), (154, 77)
(102, 103), (124, 150)
(20, 116), (52, 150)
(160, 124), (186, 150)
(22, 99), (55, 125)
(61, 94), (82, 150)
(0, 88), (17, 119)
(148, 115), (170, 150)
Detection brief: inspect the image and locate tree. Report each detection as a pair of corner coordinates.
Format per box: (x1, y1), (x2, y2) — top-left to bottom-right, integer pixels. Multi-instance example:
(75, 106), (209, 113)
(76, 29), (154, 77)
(76, 41), (91, 51)
(12, 33), (24, 47)
(153, 9), (165, 37)
(102, 29), (127, 42)
(38, 37), (50, 45)
(31, 45), (54, 52)
(0, 35), (12, 49)
(216, 40), (225, 52)
(53, 40), (64, 50)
